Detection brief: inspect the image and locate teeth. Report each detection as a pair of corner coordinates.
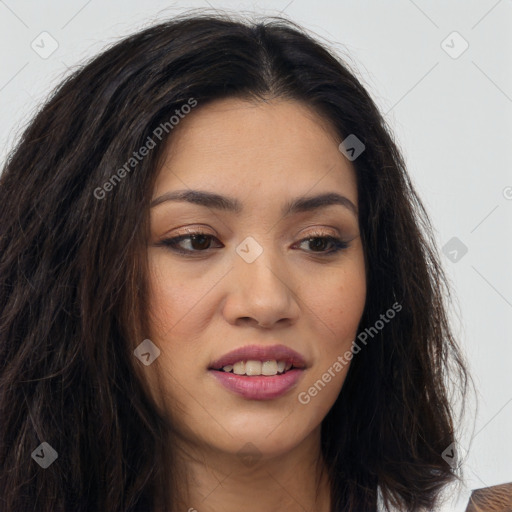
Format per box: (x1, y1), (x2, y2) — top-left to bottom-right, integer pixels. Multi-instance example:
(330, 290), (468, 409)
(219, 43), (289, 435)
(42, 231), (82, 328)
(221, 359), (293, 376)
(233, 361), (245, 375)
(245, 360), (262, 375)
(262, 360), (278, 375)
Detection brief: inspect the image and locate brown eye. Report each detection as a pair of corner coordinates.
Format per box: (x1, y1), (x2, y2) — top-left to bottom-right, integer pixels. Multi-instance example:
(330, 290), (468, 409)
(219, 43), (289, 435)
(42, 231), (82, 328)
(295, 235), (349, 255)
(307, 237), (330, 252)
(188, 234), (212, 250)
(157, 233), (223, 255)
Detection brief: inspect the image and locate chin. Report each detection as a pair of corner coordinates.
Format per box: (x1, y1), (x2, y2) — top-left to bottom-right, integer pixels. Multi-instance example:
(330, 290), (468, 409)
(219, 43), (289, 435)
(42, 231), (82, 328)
(203, 418), (317, 459)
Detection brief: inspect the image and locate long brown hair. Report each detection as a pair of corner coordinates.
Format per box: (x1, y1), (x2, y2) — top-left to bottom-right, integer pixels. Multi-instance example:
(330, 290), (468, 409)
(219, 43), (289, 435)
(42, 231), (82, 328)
(0, 12), (472, 511)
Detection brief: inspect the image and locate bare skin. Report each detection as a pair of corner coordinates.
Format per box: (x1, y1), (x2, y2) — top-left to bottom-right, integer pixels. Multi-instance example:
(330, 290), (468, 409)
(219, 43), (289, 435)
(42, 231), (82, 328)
(146, 97), (366, 511)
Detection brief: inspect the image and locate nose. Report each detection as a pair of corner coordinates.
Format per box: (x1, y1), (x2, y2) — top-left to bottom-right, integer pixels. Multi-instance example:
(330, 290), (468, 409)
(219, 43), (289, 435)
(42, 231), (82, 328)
(221, 249), (300, 329)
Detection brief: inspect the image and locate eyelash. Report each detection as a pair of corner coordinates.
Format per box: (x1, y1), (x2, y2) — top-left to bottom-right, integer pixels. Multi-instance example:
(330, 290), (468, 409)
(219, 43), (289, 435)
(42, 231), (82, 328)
(157, 230), (349, 257)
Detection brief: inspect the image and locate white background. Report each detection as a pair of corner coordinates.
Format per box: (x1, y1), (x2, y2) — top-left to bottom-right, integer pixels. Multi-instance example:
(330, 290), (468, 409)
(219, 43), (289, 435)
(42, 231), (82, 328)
(1, 1), (511, 510)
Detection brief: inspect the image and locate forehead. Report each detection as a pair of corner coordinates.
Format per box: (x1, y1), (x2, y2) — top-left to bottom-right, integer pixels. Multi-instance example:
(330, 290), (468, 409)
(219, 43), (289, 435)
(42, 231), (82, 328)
(153, 97), (358, 204)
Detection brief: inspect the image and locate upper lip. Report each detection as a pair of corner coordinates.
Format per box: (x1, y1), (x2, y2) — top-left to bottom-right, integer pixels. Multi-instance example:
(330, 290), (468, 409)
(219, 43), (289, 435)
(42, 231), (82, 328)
(209, 344), (307, 370)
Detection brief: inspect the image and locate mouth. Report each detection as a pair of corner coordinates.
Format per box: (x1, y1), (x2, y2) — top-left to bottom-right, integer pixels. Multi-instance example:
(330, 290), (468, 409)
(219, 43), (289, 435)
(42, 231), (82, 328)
(208, 344), (307, 400)
(211, 359), (301, 376)
(208, 344), (307, 372)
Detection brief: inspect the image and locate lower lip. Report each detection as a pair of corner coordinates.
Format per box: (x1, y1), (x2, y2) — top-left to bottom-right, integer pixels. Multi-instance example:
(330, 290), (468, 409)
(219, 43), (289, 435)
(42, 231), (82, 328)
(209, 369), (305, 400)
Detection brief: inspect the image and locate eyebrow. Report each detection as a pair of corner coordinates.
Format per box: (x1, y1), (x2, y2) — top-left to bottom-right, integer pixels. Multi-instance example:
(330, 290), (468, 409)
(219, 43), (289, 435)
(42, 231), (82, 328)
(150, 189), (358, 217)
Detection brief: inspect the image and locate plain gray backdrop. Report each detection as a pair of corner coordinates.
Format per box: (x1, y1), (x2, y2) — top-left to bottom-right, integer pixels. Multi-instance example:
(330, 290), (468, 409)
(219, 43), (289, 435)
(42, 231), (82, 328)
(1, 1), (511, 510)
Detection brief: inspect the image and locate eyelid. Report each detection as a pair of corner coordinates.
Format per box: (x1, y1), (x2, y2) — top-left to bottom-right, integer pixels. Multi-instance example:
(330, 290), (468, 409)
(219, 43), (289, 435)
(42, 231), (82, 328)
(297, 227), (339, 238)
(170, 225), (217, 237)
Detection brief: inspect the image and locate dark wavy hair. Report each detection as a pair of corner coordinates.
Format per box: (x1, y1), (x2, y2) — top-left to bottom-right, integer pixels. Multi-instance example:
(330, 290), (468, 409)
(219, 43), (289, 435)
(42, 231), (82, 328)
(0, 11), (472, 512)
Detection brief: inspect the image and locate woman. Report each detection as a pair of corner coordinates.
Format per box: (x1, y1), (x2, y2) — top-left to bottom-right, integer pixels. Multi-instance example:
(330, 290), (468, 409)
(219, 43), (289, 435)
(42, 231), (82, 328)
(0, 12), (472, 512)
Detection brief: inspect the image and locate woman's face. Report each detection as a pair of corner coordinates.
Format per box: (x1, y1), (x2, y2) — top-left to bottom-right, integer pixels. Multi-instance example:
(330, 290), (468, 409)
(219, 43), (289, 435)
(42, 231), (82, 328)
(146, 97), (366, 460)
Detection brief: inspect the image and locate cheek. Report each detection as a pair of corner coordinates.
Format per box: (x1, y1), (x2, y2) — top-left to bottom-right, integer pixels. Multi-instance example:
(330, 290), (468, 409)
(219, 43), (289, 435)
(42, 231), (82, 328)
(146, 253), (214, 337)
(332, 279), (366, 338)
(303, 263), (366, 345)
(144, 256), (211, 413)
(146, 263), (182, 337)
(296, 268), (365, 426)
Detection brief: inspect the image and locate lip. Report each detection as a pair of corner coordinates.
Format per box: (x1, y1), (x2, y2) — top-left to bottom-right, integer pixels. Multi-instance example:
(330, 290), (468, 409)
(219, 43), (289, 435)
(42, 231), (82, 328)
(209, 369), (305, 400)
(208, 344), (307, 370)
(208, 344), (308, 401)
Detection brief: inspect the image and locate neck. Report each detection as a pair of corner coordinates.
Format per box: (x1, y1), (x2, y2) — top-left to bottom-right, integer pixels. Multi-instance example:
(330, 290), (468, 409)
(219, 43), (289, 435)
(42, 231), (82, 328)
(162, 425), (332, 512)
